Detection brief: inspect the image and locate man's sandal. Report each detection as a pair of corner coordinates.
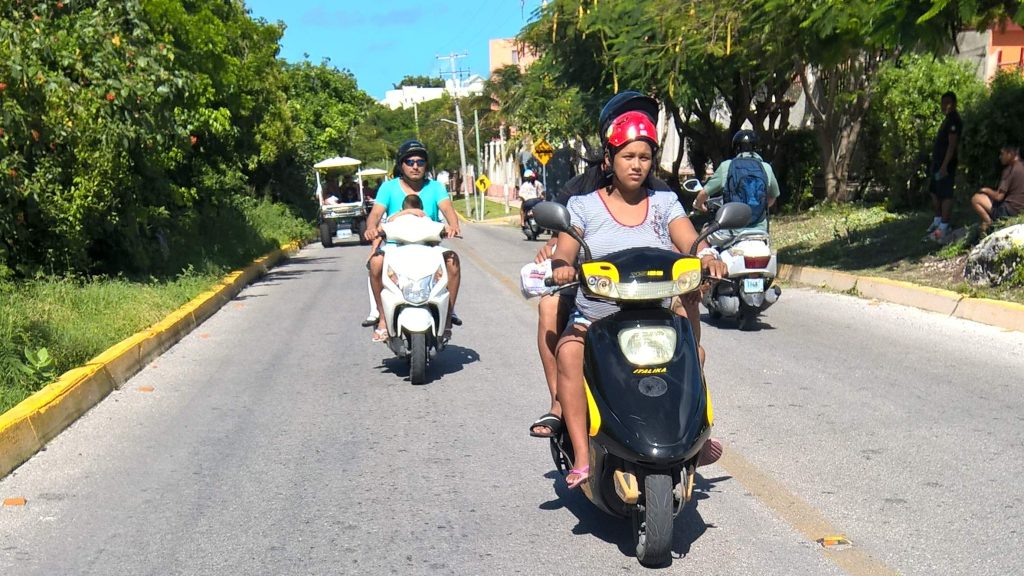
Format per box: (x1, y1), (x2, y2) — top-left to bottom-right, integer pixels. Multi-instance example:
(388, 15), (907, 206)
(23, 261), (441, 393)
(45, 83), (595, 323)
(529, 412), (563, 438)
(566, 466), (590, 490)
(371, 328), (388, 343)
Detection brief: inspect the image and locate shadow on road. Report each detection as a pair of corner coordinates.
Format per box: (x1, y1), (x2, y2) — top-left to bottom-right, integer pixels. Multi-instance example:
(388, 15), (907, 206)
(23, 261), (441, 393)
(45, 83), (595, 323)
(253, 268), (334, 287)
(537, 469), (724, 565)
(377, 343), (480, 384)
(700, 313), (777, 332)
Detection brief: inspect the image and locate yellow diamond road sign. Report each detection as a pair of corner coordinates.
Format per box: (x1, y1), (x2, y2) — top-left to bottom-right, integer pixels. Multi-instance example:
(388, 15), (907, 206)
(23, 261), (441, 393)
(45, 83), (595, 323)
(532, 139), (554, 166)
(475, 174), (491, 193)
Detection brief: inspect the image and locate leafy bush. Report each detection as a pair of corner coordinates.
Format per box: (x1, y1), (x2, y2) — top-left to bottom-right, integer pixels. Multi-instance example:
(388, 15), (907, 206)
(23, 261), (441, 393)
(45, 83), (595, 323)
(960, 70), (1024, 192)
(864, 54), (984, 210)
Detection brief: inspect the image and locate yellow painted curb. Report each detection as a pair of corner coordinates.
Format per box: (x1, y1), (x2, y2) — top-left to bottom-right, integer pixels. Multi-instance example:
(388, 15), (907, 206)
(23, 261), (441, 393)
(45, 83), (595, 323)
(778, 264), (858, 292)
(0, 241), (302, 479)
(855, 276), (963, 316)
(783, 264), (1022, 333)
(954, 297), (1024, 331)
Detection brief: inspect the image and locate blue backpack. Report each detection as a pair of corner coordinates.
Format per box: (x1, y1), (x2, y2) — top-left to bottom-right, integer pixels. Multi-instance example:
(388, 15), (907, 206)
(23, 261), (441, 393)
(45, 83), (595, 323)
(724, 155), (768, 226)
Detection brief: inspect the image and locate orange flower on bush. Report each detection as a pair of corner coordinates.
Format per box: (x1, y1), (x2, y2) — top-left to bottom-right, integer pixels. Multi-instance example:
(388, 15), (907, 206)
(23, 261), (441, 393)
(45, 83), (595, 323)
(105, 92), (115, 102)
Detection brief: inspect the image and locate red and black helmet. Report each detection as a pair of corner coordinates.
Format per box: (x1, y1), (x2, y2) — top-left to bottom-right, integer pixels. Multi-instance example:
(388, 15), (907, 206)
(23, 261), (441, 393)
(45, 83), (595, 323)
(599, 91), (659, 137)
(604, 110), (659, 155)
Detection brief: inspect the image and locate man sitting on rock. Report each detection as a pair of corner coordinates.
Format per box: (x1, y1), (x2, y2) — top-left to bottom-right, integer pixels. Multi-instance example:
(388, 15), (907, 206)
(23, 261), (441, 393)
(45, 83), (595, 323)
(970, 144), (1024, 236)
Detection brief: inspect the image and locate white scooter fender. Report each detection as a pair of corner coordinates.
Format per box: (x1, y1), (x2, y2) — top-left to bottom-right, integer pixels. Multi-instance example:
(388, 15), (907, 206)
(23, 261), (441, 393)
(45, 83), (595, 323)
(396, 307), (435, 335)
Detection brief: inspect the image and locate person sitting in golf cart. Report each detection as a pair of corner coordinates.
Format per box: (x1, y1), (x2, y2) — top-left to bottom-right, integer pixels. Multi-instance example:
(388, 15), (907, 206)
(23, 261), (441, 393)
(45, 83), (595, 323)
(321, 174), (342, 204)
(340, 175), (360, 203)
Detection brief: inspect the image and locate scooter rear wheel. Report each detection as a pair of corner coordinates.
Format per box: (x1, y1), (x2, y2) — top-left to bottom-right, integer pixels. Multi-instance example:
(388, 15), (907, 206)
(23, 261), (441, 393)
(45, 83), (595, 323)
(737, 304), (758, 331)
(633, 473), (674, 567)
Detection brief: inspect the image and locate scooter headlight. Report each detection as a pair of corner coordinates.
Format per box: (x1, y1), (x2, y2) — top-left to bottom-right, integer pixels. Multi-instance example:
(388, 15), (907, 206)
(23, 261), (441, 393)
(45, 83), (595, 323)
(617, 327), (677, 366)
(400, 274), (435, 305)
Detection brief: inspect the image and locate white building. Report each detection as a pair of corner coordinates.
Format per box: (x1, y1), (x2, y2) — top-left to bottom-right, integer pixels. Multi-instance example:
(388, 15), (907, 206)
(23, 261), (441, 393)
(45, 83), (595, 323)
(380, 75), (486, 110)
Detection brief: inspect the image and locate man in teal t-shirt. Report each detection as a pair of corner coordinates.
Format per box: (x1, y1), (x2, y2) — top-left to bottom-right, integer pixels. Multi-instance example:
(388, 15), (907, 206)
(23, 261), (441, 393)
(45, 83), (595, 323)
(373, 175), (450, 222)
(363, 140), (462, 343)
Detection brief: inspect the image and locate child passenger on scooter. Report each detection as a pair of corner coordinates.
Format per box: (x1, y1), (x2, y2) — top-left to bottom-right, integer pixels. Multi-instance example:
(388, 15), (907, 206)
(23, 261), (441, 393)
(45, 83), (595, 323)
(548, 107), (727, 490)
(367, 194), (425, 255)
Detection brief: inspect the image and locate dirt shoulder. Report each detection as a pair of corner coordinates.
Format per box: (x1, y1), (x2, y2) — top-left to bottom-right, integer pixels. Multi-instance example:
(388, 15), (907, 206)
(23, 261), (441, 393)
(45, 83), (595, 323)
(770, 205), (1024, 305)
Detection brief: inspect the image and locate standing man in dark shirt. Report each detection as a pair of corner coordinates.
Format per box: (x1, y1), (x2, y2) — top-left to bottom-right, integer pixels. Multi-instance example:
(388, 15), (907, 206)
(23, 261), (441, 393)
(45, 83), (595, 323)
(927, 91), (963, 243)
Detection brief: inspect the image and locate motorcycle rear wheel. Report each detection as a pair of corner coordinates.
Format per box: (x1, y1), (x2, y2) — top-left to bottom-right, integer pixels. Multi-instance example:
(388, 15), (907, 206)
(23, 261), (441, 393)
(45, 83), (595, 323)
(633, 473), (674, 567)
(409, 333), (427, 384)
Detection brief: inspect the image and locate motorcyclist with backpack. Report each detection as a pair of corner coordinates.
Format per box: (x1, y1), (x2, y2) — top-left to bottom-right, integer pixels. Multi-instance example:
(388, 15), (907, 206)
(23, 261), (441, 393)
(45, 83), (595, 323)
(693, 130), (780, 240)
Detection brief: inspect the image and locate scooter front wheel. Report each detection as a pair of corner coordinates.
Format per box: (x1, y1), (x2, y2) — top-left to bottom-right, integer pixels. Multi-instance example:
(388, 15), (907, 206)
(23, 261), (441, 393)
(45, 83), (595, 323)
(409, 332), (427, 384)
(633, 473), (674, 567)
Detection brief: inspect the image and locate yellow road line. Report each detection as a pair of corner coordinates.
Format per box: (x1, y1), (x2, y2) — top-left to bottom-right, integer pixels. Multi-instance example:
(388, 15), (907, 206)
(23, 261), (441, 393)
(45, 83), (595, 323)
(719, 447), (901, 576)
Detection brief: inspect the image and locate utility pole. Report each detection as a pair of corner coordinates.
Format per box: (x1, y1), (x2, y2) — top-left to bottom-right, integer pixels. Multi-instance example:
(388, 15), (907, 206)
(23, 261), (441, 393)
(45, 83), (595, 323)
(413, 101), (419, 139)
(436, 52), (471, 218)
(474, 109), (483, 219)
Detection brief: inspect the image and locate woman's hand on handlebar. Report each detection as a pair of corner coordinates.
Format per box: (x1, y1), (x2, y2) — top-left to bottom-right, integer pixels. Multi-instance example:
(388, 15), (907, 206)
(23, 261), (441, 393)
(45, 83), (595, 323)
(551, 261), (576, 285)
(701, 254), (727, 279)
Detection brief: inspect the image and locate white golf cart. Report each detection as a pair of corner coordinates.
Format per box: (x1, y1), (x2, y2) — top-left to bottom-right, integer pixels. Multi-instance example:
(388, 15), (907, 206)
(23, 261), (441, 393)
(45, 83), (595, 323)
(314, 156), (369, 247)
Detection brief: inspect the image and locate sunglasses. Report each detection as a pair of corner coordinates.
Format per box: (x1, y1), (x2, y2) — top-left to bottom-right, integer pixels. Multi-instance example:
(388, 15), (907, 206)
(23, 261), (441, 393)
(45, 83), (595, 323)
(403, 158), (427, 167)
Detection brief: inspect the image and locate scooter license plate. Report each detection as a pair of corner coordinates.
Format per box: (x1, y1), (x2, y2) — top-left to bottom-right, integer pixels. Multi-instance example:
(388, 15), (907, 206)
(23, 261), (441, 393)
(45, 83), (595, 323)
(743, 278), (764, 293)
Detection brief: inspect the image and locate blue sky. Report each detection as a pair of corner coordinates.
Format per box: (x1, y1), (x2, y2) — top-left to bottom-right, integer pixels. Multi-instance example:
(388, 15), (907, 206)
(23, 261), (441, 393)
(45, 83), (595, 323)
(245, 0), (543, 101)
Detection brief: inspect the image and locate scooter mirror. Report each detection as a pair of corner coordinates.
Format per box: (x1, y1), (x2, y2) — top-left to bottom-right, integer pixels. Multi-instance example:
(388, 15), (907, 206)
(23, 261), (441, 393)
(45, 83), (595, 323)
(531, 201), (572, 233)
(681, 178), (703, 193)
(715, 202), (753, 230)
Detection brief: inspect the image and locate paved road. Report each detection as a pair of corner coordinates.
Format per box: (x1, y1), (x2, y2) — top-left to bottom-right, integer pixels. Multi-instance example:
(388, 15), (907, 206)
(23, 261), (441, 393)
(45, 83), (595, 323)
(2, 221), (1023, 575)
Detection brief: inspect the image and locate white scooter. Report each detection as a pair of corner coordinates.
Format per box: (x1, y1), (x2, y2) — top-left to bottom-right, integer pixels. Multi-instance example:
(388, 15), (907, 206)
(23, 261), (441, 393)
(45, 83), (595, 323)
(378, 215), (451, 384)
(683, 179), (781, 330)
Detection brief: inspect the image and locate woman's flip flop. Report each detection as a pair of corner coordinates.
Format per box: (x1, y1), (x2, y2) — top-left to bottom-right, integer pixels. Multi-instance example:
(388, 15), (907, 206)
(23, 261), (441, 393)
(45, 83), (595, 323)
(566, 465), (590, 490)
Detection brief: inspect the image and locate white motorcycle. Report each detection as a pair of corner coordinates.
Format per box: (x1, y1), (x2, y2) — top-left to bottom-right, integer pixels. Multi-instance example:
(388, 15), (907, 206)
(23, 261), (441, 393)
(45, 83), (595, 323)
(378, 215), (451, 384)
(684, 179), (781, 331)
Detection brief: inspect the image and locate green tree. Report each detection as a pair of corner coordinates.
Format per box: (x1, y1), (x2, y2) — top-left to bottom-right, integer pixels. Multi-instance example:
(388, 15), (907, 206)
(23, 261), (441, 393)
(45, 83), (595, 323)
(755, 0), (1022, 202)
(393, 75), (445, 89)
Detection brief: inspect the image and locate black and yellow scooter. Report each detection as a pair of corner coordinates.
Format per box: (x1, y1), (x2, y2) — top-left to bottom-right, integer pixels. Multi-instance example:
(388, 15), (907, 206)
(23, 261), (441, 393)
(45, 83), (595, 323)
(532, 200), (751, 567)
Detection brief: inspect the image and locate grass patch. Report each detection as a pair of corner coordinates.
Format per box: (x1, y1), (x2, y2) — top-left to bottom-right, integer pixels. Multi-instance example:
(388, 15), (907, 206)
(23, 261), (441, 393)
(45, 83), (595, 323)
(0, 198), (313, 414)
(771, 204), (1024, 304)
(453, 196), (515, 221)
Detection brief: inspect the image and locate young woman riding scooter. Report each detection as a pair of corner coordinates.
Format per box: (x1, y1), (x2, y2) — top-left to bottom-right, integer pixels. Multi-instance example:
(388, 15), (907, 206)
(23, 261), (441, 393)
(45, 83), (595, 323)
(548, 106), (728, 490)
(529, 92), (711, 440)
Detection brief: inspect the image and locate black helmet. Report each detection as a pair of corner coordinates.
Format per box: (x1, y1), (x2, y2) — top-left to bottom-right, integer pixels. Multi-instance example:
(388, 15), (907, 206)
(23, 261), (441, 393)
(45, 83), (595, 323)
(396, 139), (429, 164)
(599, 91), (659, 140)
(732, 130), (757, 153)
